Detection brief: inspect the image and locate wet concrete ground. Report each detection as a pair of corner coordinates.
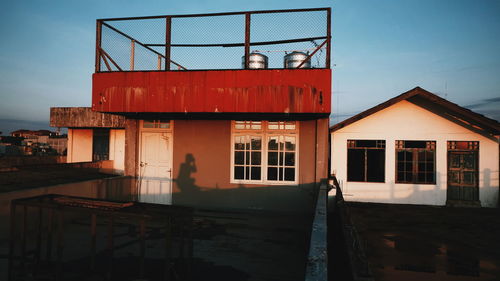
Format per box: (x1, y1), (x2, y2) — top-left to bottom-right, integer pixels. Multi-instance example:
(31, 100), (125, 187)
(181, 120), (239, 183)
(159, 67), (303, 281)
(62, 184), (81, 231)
(348, 202), (500, 281)
(0, 177), (313, 281)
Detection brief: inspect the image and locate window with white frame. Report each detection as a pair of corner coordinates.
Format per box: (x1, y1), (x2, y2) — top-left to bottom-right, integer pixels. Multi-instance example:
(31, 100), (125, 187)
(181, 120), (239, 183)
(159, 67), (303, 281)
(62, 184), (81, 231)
(232, 121), (298, 184)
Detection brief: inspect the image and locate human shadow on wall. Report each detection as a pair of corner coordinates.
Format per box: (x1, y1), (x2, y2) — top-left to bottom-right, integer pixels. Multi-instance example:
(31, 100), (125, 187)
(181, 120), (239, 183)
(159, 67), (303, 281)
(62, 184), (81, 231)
(175, 153), (200, 194)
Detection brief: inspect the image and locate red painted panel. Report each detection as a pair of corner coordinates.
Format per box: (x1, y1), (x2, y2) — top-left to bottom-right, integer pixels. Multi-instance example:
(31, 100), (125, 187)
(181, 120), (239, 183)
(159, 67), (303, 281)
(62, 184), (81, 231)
(92, 69), (331, 114)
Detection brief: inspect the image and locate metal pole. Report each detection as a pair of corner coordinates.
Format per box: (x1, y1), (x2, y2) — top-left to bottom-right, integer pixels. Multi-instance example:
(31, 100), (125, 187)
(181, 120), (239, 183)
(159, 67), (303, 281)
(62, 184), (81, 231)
(90, 213), (97, 271)
(244, 13), (251, 69)
(326, 8), (331, 69)
(106, 217), (114, 280)
(56, 209), (64, 281)
(8, 203), (17, 281)
(130, 40), (135, 71)
(96, 20), (102, 72)
(165, 16), (172, 70)
(139, 218), (146, 278)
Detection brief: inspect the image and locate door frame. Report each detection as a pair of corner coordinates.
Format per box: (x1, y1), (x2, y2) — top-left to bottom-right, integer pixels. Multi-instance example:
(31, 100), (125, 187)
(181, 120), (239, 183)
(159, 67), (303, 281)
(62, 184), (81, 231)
(137, 120), (174, 176)
(446, 141), (480, 204)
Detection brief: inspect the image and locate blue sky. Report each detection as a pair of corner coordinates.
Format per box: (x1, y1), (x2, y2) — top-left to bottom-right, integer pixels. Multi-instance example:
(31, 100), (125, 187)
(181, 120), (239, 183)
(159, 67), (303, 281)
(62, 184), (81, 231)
(0, 0), (499, 134)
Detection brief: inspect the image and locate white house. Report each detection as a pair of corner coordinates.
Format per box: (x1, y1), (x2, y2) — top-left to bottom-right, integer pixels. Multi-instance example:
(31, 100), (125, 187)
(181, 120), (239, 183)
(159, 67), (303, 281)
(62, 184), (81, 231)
(330, 87), (499, 207)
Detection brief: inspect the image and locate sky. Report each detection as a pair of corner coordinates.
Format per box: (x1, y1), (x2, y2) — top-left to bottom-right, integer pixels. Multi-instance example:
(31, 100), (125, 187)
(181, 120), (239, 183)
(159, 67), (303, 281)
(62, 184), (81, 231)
(0, 0), (499, 134)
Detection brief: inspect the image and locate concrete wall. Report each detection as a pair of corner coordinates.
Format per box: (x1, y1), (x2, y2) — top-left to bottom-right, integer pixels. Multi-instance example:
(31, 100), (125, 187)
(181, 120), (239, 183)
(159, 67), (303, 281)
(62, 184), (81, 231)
(67, 129), (93, 163)
(330, 100), (499, 207)
(168, 119), (323, 212)
(50, 107), (125, 128)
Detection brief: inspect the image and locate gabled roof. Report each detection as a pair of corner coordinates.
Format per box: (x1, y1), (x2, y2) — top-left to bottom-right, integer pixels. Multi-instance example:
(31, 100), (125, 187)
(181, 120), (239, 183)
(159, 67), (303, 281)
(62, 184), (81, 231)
(330, 87), (500, 138)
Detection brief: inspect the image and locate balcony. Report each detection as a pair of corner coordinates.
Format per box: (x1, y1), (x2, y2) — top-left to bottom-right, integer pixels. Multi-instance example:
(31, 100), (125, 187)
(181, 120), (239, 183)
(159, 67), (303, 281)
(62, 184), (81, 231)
(92, 8), (331, 116)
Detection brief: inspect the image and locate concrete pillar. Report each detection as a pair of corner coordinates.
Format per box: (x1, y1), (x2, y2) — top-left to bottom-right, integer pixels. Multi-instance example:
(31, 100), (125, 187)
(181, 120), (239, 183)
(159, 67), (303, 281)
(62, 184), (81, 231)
(315, 117), (330, 183)
(124, 119), (138, 176)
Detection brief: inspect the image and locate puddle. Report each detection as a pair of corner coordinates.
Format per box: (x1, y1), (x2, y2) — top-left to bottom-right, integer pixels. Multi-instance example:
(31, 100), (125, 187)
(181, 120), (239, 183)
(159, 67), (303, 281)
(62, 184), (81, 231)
(379, 232), (500, 280)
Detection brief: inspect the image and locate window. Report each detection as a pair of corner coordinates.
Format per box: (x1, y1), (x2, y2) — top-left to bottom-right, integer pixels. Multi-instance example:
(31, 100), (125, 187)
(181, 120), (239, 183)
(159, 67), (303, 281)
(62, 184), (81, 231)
(232, 121), (298, 184)
(142, 120), (171, 129)
(396, 140), (436, 184)
(347, 140), (385, 182)
(92, 129), (109, 161)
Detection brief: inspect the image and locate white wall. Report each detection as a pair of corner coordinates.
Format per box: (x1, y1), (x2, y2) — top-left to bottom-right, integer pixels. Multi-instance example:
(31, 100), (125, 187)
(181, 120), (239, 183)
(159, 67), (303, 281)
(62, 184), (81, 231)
(331, 100), (499, 207)
(109, 129), (125, 174)
(67, 129), (93, 162)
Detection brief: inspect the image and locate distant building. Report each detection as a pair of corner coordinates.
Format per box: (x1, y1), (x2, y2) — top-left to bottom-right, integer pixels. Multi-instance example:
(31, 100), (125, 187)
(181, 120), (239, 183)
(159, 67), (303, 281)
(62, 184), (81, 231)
(10, 129), (56, 138)
(330, 87), (500, 207)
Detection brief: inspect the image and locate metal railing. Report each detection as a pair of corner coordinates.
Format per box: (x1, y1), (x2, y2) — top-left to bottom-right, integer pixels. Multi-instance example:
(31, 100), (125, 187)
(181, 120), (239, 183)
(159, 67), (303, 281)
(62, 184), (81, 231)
(96, 8), (331, 72)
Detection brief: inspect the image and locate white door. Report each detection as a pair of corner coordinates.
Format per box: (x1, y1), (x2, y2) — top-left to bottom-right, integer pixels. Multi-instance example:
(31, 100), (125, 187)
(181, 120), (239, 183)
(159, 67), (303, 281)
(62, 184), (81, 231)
(138, 132), (173, 204)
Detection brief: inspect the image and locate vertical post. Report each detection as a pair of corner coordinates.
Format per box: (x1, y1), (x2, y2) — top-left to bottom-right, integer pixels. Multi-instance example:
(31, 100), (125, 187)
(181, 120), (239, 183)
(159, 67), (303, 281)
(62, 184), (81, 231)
(164, 217), (172, 281)
(35, 206), (42, 273)
(8, 202), (17, 281)
(95, 20), (102, 72)
(157, 55), (162, 70)
(55, 209), (64, 281)
(106, 217), (114, 280)
(130, 40), (135, 71)
(244, 13), (251, 69)
(326, 8), (331, 69)
(90, 213), (97, 271)
(20, 206), (27, 272)
(165, 16), (172, 71)
(139, 218), (146, 278)
(46, 208), (53, 262)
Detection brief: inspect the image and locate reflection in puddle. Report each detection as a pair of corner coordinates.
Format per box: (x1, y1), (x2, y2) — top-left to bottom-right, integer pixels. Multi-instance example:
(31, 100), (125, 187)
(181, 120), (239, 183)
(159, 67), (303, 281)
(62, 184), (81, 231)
(379, 233), (499, 280)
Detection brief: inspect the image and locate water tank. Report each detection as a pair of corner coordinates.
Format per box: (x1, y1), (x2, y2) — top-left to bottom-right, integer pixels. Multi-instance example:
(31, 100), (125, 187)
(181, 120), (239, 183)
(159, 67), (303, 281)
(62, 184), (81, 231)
(242, 53), (268, 69)
(284, 51), (311, 69)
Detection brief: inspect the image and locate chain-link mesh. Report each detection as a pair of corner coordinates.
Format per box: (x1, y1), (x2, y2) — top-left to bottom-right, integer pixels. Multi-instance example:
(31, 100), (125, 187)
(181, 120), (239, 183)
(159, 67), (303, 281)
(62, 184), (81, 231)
(97, 9), (330, 72)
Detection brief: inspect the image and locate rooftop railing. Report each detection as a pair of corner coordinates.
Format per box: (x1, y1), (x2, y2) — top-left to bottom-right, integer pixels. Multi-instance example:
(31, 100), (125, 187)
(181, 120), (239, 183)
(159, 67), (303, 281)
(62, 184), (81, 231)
(96, 8), (331, 72)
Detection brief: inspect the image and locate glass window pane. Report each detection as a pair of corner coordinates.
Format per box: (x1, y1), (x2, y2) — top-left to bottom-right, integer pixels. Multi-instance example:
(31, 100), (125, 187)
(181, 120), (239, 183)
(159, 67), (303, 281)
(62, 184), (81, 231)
(397, 171), (407, 182)
(285, 136), (296, 151)
(245, 151), (250, 165)
(235, 151), (244, 165)
(285, 152), (295, 166)
(279, 152), (284, 165)
(284, 168), (295, 181)
(284, 121), (296, 130)
(158, 122), (170, 129)
(268, 152), (278, 165)
(143, 120), (155, 128)
(251, 137), (261, 150)
(268, 121), (279, 130)
(234, 166), (244, 179)
(234, 136), (245, 150)
(268, 137), (278, 150)
(251, 167), (261, 180)
(235, 121), (245, 129)
(251, 152), (261, 165)
(278, 167), (284, 181)
(245, 167), (250, 180)
(347, 149), (365, 182)
(267, 167), (278, 180)
(251, 121), (261, 130)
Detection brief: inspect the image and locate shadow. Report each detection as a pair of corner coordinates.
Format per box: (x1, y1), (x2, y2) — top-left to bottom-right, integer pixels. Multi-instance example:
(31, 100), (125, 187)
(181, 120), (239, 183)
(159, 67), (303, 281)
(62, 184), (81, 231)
(175, 153), (200, 194)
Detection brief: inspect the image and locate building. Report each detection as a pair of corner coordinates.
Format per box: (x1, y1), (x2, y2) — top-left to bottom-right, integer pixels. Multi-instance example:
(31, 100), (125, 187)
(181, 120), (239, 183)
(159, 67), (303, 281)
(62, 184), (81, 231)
(50, 107), (125, 173)
(50, 8), (332, 211)
(10, 129), (55, 138)
(330, 87), (500, 207)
